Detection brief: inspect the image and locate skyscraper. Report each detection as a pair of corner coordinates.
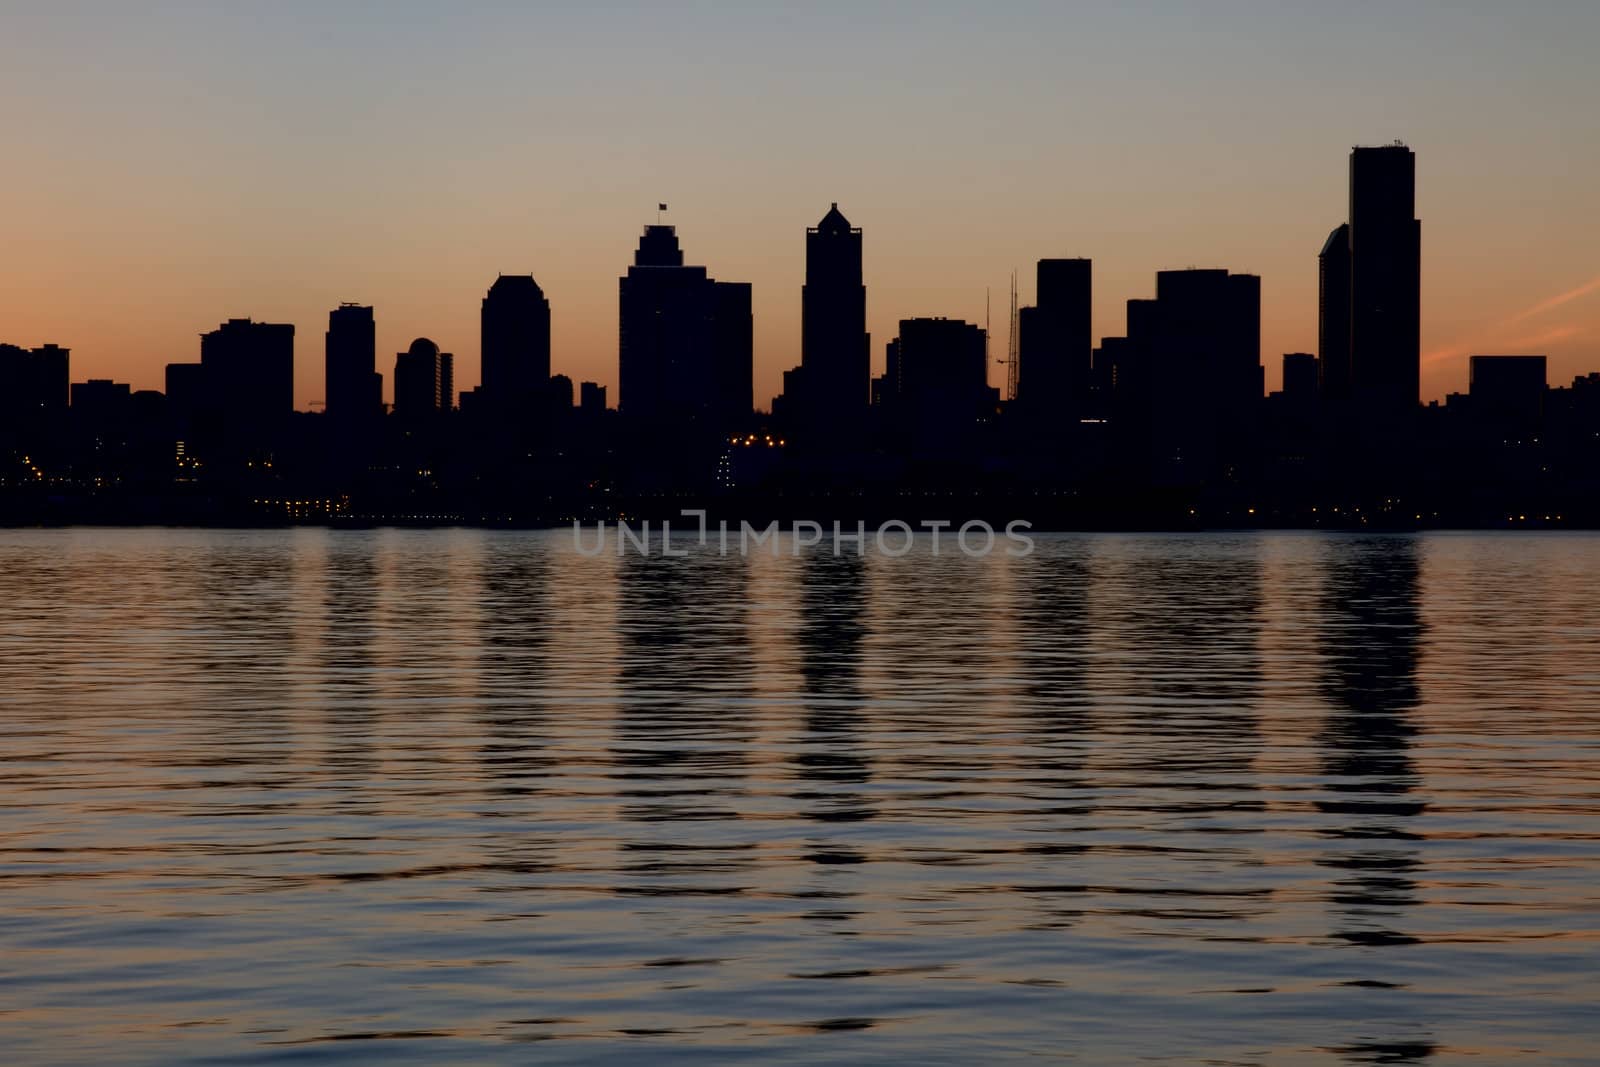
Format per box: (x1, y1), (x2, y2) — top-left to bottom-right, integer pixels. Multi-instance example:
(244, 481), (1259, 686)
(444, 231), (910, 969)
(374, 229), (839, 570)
(1117, 269), (1261, 483)
(1318, 223), (1351, 401)
(394, 337), (447, 416)
(0, 343), (69, 424)
(1348, 144), (1420, 413)
(481, 274), (551, 413)
(1018, 257), (1091, 415)
(800, 204), (868, 423)
(618, 224), (751, 431)
(198, 318), (295, 422)
(325, 303), (379, 421)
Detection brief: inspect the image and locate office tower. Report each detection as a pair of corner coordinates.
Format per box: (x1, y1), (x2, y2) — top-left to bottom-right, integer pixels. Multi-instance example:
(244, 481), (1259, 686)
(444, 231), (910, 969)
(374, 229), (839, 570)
(579, 381), (607, 415)
(1318, 224), (1351, 401)
(1118, 269), (1260, 483)
(1349, 144), (1420, 413)
(481, 274), (551, 412)
(70, 379), (133, 423)
(548, 373), (575, 410)
(1469, 355), (1547, 429)
(878, 318), (991, 455)
(618, 224), (752, 430)
(393, 338), (447, 415)
(713, 281), (753, 426)
(0, 343), (69, 423)
(438, 351), (454, 412)
(1282, 352), (1320, 405)
(325, 303), (379, 420)
(1018, 258), (1092, 414)
(198, 318), (295, 422)
(800, 203), (869, 421)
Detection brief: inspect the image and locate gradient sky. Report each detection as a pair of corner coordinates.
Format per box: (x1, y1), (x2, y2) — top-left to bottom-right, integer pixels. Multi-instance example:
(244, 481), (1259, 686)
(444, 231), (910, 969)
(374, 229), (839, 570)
(2, 1), (1597, 410)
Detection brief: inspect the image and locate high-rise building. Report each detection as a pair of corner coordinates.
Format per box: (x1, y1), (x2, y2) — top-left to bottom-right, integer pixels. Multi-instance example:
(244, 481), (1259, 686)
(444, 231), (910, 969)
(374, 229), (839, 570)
(877, 317), (992, 446)
(1018, 258), (1091, 415)
(1469, 355), (1546, 430)
(1318, 223), (1351, 401)
(1282, 352), (1320, 405)
(800, 204), (868, 422)
(1117, 269), (1261, 483)
(579, 381), (607, 415)
(393, 338), (448, 416)
(0, 343), (69, 423)
(481, 274), (551, 413)
(198, 318), (295, 422)
(325, 303), (379, 420)
(618, 224), (751, 430)
(1349, 144), (1420, 413)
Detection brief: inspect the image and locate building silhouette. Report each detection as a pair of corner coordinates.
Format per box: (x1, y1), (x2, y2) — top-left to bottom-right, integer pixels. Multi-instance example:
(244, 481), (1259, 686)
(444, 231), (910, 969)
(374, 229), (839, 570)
(481, 274), (551, 414)
(325, 303), (379, 421)
(1282, 352), (1320, 407)
(0, 343), (69, 424)
(1018, 258), (1091, 417)
(618, 224), (752, 431)
(580, 380), (607, 415)
(1317, 223), (1351, 402)
(193, 318), (295, 423)
(798, 203), (869, 429)
(1106, 269), (1260, 483)
(1469, 354), (1546, 431)
(1348, 144), (1420, 414)
(394, 337), (450, 416)
(877, 317), (992, 460)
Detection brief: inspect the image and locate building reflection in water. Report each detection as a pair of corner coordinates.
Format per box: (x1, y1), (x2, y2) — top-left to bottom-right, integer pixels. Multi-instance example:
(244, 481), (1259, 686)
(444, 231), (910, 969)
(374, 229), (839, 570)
(1316, 535), (1435, 1063)
(474, 535), (556, 799)
(793, 550), (873, 828)
(610, 546), (756, 894)
(318, 532), (382, 793)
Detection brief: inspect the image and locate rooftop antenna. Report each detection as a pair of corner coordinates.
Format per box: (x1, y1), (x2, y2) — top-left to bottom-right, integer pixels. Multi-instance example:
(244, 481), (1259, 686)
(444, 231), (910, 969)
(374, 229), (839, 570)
(1006, 269), (1020, 402)
(656, 202), (667, 225)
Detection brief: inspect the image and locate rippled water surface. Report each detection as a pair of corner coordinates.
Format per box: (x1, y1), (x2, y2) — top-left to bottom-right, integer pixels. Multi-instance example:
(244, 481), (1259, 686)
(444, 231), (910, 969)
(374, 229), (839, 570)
(2, 529), (1599, 1065)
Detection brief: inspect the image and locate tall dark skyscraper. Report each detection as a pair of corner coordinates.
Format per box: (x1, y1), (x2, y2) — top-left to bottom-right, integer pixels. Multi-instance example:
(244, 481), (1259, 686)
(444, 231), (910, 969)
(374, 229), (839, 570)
(618, 224), (751, 430)
(480, 274), (551, 412)
(198, 318), (295, 422)
(1348, 144), (1420, 413)
(1018, 257), (1091, 415)
(1318, 223), (1351, 401)
(800, 203), (869, 423)
(324, 303), (379, 421)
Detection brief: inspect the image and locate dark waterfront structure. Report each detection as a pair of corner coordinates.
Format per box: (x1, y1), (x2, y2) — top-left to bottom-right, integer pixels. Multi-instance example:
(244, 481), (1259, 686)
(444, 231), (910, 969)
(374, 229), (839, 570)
(1348, 144), (1421, 415)
(796, 204), (869, 431)
(618, 224), (752, 432)
(480, 275), (551, 414)
(324, 304), (379, 421)
(1017, 257), (1092, 417)
(393, 338), (449, 417)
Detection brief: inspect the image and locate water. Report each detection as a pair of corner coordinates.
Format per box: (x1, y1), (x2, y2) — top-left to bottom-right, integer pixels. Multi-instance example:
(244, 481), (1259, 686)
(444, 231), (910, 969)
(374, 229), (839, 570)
(2, 529), (1598, 1065)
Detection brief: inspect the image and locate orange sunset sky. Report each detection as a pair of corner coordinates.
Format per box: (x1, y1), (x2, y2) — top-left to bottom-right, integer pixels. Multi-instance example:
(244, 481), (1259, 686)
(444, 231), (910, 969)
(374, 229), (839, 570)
(2, 2), (1597, 411)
